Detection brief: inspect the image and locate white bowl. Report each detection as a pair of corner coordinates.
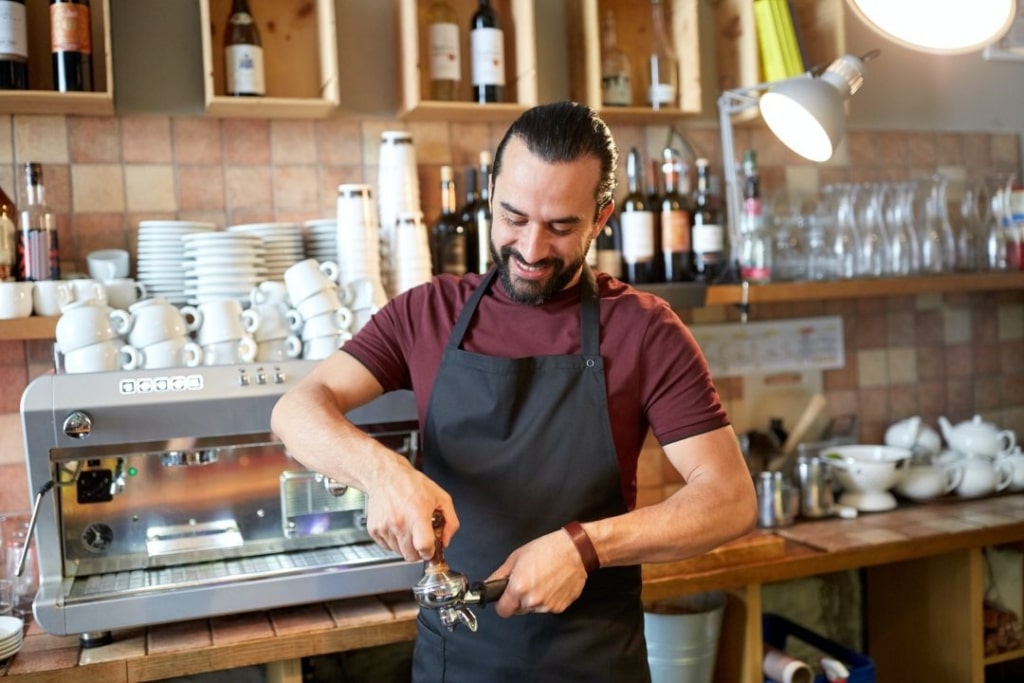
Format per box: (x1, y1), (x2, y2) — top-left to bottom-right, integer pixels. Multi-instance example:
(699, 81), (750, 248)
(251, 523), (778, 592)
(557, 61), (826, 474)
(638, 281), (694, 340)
(822, 445), (912, 512)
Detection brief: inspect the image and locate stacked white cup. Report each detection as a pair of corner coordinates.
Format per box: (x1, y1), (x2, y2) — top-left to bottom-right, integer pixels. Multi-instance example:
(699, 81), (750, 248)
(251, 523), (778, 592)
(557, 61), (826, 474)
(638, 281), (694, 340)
(55, 299), (138, 373)
(124, 297), (203, 370)
(85, 248), (148, 310)
(249, 281), (302, 362)
(191, 298), (259, 366)
(377, 131), (422, 299)
(284, 258), (352, 360)
(336, 183), (388, 308)
(390, 211), (434, 295)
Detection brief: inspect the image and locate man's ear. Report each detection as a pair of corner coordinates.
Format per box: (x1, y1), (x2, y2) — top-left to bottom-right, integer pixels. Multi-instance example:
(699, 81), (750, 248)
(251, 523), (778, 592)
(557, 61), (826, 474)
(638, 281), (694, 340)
(593, 200), (615, 240)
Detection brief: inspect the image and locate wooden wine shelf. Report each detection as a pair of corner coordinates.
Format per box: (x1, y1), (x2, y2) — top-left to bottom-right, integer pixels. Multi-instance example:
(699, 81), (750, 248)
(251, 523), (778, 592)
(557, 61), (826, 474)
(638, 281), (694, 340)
(0, 316), (59, 342)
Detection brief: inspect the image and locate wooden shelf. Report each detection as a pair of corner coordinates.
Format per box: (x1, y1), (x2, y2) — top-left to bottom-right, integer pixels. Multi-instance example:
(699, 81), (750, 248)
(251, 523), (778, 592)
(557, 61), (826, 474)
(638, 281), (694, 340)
(0, 316), (58, 342)
(397, 100), (530, 123)
(199, 0), (339, 118)
(0, 0), (114, 116)
(986, 647), (1024, 666)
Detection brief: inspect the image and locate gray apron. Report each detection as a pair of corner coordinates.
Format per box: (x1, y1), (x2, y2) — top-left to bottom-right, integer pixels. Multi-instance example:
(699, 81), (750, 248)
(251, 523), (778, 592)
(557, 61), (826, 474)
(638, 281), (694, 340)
(412, 265), (650, 683)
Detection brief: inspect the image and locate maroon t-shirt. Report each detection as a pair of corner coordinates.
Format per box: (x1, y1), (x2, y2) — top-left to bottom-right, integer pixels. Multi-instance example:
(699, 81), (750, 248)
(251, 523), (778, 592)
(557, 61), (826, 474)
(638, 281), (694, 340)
(342, 271), (728, 508)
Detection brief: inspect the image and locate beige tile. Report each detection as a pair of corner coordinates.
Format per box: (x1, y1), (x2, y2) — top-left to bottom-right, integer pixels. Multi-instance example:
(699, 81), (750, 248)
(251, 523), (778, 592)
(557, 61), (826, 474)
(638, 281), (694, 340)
(225, 165), (273, 211)
(857, 348), (888, 388)
(0, 114), (12, 163)
(13, 115), (69, 163)
(271, 120), (317, 164)
(177, 165), (225, 211)
(121, 116), (173, 163)
(124, 164), (176, 212)
(886, 347), (918, 384)
(70, 164), (125, 213)
(407, 120), (451, 165)
(173, 118), (223, 164)
(784, 165), (819, 196)
(272, 165), (319, 212)
(316, 119), (362, 166)
(943, 307), (972, 345)
(361, 119), (405, 166)
(68, 116), (121, 163)
(224, 118), (270, 164)
(999, 304), (1024, 341)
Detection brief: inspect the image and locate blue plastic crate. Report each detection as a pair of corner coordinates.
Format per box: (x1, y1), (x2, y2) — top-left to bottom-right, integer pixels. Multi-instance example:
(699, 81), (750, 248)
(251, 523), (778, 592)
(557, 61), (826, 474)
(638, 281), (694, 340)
(762, 613), (876, 683)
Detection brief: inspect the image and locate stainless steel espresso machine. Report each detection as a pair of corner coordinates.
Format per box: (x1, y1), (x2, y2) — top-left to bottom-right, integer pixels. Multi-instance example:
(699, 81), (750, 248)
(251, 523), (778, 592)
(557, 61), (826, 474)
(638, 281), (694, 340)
(19, 360), (422, 646)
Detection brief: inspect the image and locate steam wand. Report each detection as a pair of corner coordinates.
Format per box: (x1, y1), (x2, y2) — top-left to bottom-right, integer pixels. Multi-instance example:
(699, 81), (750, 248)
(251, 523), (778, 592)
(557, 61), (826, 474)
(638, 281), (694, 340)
(411, 510), (507, 632)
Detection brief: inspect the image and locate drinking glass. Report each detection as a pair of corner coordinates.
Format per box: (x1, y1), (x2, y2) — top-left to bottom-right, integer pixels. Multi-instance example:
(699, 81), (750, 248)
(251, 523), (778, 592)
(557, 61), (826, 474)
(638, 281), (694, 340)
(2, 513), (37, 622)
(912, 175), (956, 274)
(821, 184), (860, 279)
(853, 182), (892, 277)
(880, 181), (918, 276)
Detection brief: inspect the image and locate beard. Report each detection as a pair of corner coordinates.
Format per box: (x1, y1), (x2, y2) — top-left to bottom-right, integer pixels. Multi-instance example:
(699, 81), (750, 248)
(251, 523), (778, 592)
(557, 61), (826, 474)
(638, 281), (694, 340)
(494, 241), (589, 306)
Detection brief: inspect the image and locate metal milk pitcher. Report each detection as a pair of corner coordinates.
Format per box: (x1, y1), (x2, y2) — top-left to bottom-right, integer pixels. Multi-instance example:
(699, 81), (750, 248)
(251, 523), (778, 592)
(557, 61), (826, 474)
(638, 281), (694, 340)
(796, 454), (834, 518)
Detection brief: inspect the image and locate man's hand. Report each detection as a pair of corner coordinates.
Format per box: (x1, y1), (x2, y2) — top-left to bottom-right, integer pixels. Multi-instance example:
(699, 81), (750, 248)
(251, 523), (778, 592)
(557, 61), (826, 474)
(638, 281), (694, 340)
(487, 529), (588, 617)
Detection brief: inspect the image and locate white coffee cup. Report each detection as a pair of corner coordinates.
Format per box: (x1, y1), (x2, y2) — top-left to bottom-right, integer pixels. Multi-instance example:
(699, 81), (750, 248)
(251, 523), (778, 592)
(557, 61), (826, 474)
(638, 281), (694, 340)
(63, 339), (140, 374)
(32, 280), (73, 316)
(950, 454), (1013, 498)
(255, 335), (302, 362)
(140, 336), (203, 369)
(55, 300), (131, 353)
(193, 299), (261, 345)
(301, 308), (353, 340)
(66, 278), (108, 307)
(293, 286), (343, 321)
(0, 281), (35, 319)
(87, 249), (130, 280)
(104, 278), (148, 310)
(284, 258), (340, 305)
(302, 332), (350, 360)
(251, 300), (303, 341)
(998, 448), (1024, 492)
(126, 298), (198, 348)
(249, 281), (291, 307)
(202, 336), (257, 365)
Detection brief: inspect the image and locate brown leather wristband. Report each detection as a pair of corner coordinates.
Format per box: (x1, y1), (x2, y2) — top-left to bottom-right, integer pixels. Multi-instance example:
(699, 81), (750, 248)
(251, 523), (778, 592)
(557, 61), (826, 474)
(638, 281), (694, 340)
(563, 521), (600, 574)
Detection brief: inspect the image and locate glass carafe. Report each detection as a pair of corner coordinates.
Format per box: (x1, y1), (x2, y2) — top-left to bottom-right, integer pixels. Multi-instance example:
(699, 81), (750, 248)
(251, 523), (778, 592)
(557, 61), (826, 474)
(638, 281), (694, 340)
(880, 181), (918, 276)
(912, 174), (956, 274)
(969, 171), (1016, 271)
(822, 184), (860, 279)
(853, 182), (891, 277)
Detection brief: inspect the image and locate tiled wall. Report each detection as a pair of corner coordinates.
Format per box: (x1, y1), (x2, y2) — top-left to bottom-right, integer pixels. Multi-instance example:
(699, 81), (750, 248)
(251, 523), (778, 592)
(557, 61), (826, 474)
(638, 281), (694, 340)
(0, 114), (1022, 509)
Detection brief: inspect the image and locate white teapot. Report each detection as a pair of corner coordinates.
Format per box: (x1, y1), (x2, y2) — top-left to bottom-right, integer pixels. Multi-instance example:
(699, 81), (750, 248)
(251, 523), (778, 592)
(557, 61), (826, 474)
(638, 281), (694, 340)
(938, 414), (1016, 458)
(884, 416), (942, 457)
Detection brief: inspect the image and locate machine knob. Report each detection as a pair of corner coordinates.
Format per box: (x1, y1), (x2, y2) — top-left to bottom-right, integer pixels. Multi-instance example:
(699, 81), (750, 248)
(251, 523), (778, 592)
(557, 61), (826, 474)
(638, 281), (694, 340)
(63, 411), (93, 439)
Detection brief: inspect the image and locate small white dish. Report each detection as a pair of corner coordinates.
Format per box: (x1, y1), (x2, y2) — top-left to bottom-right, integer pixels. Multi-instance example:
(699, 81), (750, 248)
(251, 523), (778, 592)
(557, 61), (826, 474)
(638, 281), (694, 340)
(0, 615), (24, 640)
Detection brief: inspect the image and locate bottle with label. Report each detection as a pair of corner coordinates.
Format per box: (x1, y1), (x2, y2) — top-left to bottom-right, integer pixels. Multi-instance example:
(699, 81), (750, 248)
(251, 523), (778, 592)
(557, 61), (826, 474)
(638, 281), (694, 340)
(426, 0), (460, 101)
(595, 214), (623, 279)
(660, 150), (693, 282)
(692, 158), (725, 282)
(459, 166), (480, 272)
(473, 151), (493, 273)
(50, 0), (92, 92)
(225, 0), (265, 97)
(0, 0), (28, 90)
(619, 148), (658, 284)
(738, 149), (772, 283)
(600, 8), (631, 107)
(430, 165), (467, 276)
(15, 163), (59, 282)
(646, 0), (678, 110)
(470, 0), (504, 104)
(0, 185), (16, 280)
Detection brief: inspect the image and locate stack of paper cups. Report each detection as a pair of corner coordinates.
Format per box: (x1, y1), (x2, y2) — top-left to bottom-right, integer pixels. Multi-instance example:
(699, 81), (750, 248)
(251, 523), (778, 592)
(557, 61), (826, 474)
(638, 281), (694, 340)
(377, 131), (422, 298)
(336, 183), (387, 307)
(390, 211), (433, 296)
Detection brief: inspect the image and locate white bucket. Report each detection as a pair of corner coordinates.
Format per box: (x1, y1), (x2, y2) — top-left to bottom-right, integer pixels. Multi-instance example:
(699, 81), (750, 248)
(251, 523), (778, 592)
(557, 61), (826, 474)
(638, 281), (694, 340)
(644, 591), (727, 683)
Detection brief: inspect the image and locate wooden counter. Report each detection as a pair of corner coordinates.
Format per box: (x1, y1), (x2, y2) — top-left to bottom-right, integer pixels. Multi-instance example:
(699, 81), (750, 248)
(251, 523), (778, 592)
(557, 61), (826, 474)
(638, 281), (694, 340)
(4, 494), (1024, 683)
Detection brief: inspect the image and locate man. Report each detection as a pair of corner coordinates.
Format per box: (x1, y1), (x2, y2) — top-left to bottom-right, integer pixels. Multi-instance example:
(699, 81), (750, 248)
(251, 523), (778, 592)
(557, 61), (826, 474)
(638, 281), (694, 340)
(271, 101), (756, 682)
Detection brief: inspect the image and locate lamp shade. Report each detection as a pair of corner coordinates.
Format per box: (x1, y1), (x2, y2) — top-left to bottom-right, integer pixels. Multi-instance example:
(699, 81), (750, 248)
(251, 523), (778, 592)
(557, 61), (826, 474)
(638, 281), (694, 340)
(758, 54), (866, 163)
(848, 0), (1016, 54)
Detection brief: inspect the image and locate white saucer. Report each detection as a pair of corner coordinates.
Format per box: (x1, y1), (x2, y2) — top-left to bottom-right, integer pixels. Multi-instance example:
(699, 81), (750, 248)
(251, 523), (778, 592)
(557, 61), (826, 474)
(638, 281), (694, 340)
(0, 616), (23, 640)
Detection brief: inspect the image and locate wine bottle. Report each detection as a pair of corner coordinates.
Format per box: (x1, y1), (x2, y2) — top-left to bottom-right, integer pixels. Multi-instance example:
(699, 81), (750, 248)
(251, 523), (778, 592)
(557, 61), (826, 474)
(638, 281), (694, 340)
(473, 151), (493, 273)
(431, 165), (467, 276)
(0, 185), (16, 280)
(660, 150), (694, 282)
(619, 148), (657, 284)
(738, 149), (772, 283)
(596, 214), (623, 279)
(459, 166), (481, 273)
(426, 0), (460, 101)
(225, 0), (265, 97)
(470, 0), (504, 104)
(50, 0), (92, 93)
(646, 0), (678, 110)
(0, 0), (28, 90)
(692, 158), (725, 282)
(15, 163), (59, 282)
(600, 9), (631, 107)
(646, 157), (664, 281)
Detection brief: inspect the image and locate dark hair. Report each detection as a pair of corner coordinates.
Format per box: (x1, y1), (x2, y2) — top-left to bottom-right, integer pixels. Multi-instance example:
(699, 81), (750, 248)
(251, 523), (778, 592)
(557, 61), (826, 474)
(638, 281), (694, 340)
(492, 101), (618, 216)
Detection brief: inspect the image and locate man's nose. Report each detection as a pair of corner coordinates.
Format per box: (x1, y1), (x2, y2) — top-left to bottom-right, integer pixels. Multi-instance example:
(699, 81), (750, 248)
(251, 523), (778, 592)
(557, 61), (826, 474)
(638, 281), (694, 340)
(516, 223), (549, 263)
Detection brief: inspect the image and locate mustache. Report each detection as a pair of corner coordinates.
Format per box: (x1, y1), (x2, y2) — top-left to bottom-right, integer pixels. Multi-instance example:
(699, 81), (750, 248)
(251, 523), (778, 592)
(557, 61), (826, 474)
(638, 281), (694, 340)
(500, 246), (560, 270)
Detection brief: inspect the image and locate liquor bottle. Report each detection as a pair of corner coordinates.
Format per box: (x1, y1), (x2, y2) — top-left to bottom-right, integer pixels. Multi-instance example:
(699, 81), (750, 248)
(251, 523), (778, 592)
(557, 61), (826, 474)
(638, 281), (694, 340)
(646, 0), (678, 110)
(50, 0), (92, 92)
(426, 0), (460, 101)
(470, 0), (504, 103)
(600, 9), (631, 107)
(737, 149), (772, 283)
(595, 214), (623, 279)
(619, 148), (658, 284)
(430, 165), (467, 276)
(224, 0), (265, 97)
(660, 150), (693, 282)
(15, 163), (59, 282)
(691, 158), (725, 282)
(646, 157), (664, 281)
(0, 185), (15, 280)
(0, 0), (28, 90)
(473, 151), (493, 273)
(459, 166), (481, 272)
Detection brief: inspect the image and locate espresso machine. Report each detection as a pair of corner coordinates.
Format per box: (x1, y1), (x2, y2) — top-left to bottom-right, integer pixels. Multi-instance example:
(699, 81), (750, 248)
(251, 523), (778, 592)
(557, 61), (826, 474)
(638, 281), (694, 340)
(19, 359), (423, 646)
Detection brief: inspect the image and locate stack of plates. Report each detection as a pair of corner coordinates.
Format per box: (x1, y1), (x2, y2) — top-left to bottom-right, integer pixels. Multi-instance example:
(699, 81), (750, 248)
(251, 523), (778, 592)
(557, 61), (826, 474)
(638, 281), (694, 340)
(227, 222), (305, 282)
(182, 232), (267, 305)
(137, 221), (217, 305)
(0, 616), (23, 662)
(304, 219), (339, 264)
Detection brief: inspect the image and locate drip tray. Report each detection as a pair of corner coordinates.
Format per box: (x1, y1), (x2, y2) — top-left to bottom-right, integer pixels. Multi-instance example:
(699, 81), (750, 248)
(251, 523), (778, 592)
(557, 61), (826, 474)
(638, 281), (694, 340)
(67, 542), (399, 602)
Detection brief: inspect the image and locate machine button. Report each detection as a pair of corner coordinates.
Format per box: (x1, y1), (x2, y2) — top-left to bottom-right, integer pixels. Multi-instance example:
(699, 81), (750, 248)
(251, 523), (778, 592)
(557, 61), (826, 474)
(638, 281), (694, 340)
(273, 372), (286, 384)
(238, 374), (250, 386)
(256, 373), (267, 385)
